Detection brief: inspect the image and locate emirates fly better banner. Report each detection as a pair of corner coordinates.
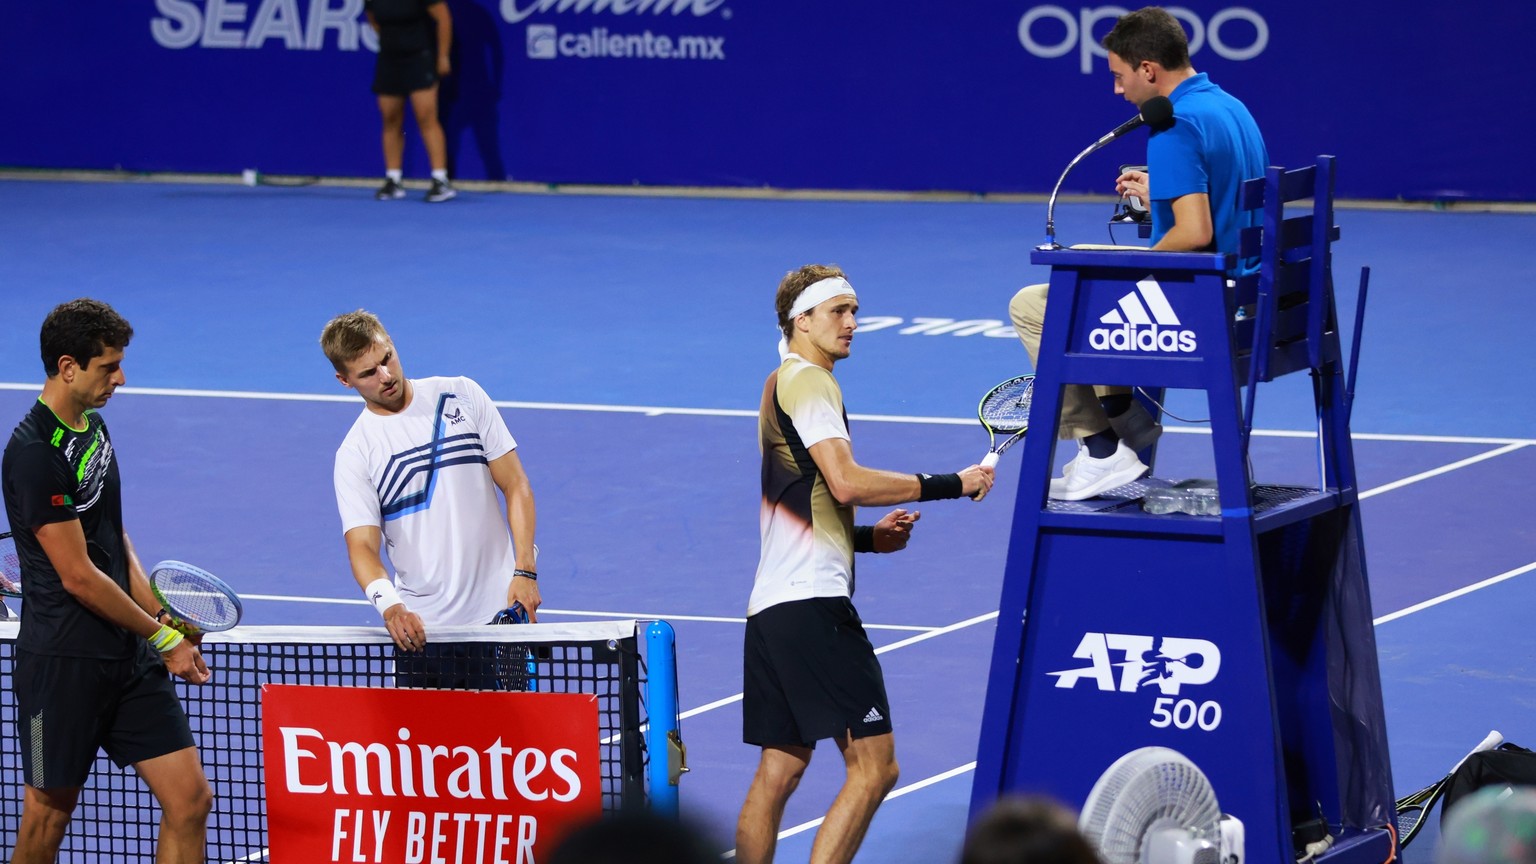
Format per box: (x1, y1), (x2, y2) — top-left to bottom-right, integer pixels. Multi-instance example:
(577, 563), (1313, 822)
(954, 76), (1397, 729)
(262, 684), (601, 864)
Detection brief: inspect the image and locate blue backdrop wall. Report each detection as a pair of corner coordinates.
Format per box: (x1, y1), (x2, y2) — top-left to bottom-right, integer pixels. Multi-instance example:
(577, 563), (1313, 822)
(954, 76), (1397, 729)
(6, 1), (1528, 201)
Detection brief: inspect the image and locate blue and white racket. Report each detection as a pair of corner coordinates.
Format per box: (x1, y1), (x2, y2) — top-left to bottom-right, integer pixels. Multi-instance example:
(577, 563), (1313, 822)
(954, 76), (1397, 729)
(149, 560), (243, 634)
(490, 603), (538, 692)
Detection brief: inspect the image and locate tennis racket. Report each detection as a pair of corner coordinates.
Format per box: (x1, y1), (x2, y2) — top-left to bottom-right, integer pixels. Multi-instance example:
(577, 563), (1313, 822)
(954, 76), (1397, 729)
(1395, 729), (1504, 849)
(0, 533), (21, 598)
(978, 374), (1035, 468)
(149, 560), (243, 634)
(490, 603), (538, 692)
(0, 534), (114, 599)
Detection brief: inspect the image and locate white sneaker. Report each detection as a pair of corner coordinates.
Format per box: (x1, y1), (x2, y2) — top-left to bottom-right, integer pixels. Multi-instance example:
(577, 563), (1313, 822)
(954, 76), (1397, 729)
(1048, 441), (1149, 501)
(1049, 441), (1086, 497)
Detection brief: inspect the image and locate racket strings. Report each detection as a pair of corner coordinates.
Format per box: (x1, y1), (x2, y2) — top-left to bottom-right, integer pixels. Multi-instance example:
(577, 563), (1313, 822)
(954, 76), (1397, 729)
(490, 607), (537, 692)
(493, 644), (536, 691)
(1392, 732), (1503, 850)
(980, 378), (1035, 433)
(154, 567), (240, 629)
(0, 536), (21, 594)
(161, 587), (234, 624)
(1394, 780), (1446, 846)
(1395, 803), (1426, 836)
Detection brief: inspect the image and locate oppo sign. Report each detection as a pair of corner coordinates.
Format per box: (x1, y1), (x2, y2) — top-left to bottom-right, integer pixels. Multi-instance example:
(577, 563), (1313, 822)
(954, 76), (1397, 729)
(1019, 5), (1269, 74)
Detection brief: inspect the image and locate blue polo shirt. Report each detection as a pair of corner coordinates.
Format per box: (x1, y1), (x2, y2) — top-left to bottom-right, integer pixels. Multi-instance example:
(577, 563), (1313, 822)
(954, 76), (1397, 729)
(1147, 73), (1268, 276)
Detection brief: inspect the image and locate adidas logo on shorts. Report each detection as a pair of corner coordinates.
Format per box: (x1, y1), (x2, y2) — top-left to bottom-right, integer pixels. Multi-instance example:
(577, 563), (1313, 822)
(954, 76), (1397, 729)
(862, 707), (884, 724)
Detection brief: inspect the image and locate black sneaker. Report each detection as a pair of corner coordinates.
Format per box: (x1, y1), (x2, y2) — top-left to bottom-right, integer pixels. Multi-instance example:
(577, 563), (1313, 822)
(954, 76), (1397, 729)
(425, 179), (457, 203)
(375, 178), (405, 201)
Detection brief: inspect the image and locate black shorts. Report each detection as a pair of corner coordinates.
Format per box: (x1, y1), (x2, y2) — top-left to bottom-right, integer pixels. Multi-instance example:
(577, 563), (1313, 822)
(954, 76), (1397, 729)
(743, 596), (893, 749)
(373, 50), (438, 96)
(14, 645), (195, 789)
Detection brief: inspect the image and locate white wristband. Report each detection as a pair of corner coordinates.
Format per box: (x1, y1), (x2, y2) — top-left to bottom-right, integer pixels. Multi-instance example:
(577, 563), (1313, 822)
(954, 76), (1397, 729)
(364, 578), (404, 618)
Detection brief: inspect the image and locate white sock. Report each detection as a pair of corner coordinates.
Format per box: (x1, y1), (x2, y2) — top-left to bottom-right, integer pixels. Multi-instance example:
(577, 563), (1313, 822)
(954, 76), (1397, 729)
(386, 169), (402, 182)
(431, 169), (448, 183)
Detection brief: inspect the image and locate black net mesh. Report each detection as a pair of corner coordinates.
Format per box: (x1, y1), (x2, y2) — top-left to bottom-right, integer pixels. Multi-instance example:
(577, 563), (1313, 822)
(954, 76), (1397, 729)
(0, 622), (649, 863)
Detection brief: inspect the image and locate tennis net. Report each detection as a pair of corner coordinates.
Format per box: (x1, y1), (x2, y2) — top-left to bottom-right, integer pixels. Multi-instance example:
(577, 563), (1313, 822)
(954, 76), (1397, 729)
(0, 619), (651, 863)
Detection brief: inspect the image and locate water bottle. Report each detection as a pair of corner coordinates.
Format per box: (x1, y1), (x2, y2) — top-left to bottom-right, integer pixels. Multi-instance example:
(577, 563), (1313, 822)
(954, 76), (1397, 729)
(1142, 479), (1220, 516)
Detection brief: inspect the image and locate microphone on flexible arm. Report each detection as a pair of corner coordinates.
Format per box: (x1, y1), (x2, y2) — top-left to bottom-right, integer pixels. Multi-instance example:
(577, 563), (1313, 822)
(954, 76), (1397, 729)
(1038, 95), (1173, 250)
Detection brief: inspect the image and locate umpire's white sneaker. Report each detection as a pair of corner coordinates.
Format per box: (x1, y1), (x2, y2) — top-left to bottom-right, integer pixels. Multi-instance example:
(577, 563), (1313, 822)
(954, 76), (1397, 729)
(1048, 441), (1149, 501)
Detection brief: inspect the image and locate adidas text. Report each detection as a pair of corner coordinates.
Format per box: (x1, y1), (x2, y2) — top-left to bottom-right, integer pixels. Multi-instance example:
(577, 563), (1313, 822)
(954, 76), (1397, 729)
(1089, 278), (1198, 354)
(1088, 323), (1197, 353)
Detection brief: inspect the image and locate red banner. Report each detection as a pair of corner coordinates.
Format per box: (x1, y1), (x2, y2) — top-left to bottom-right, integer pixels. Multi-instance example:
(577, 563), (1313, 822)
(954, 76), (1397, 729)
(262, 684), (601, 864)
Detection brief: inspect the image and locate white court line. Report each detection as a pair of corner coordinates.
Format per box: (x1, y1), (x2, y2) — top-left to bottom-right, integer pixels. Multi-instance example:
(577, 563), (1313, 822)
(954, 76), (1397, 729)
(1358, 442), (1530, 499)
(0, 382), (1531, 445)
(1374, 560), (1536, 626)
(1157, 426), (1536, 446)
(678, 611), (998, 723)
(720, 762), (980, 858)
(234, 595), (935, 632)
(237, 436), (1530, 627)
(8, 379), (1521, 852)
(726, 560), (1536, 856)
(239, 593), (369, 605)
(530, 608), (932, 632)
(598, 612), (995, 745)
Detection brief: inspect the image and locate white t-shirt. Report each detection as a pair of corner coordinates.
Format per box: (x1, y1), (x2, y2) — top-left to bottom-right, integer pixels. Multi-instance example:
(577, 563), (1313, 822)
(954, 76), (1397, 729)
(334, 376), (518, 626)
(747, 354), (856, 616)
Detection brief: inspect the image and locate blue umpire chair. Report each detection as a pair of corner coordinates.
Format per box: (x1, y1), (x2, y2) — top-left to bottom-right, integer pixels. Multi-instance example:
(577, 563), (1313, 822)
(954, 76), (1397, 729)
(971, 157), (1397, 864)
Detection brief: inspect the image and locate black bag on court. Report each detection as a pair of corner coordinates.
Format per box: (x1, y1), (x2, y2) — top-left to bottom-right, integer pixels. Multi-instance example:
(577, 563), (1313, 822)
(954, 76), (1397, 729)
(1441, 743), (1536, 827)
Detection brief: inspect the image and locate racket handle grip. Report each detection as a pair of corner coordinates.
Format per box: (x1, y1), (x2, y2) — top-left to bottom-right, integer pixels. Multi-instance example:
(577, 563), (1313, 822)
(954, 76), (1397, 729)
(981, 452), (1000, 469)
(1452, 730), (1505, 773)
(1473, 730), (1504, 753)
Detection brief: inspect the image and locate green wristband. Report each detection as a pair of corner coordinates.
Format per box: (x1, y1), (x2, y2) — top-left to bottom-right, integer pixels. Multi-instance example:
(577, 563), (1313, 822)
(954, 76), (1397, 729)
(149, 624), (185, 654)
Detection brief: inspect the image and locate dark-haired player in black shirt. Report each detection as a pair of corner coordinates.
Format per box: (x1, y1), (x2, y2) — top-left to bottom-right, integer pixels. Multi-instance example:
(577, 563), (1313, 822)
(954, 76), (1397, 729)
(366, 0), (456, 202)
(1, 299), (213, 863)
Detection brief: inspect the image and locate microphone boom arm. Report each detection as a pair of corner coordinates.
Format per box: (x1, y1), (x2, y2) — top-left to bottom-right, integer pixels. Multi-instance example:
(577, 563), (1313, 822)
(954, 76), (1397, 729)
(1040, 138), (1113, 251)
(1037, 96), (1170, 251)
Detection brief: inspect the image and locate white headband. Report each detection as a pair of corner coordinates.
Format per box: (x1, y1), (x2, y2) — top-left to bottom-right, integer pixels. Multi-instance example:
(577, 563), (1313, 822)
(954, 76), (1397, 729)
(778, 276), (858, 359)
(788, 276), (857, 319)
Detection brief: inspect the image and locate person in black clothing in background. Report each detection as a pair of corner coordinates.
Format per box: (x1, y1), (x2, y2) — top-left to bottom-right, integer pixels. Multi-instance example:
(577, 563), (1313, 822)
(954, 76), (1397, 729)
(367, 0), (456, 202)
(1, 299), (213, 863)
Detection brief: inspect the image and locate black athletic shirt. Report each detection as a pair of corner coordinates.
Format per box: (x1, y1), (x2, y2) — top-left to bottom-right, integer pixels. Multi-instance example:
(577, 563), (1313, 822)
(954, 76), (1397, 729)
(366, 0), (442, 56)
(1, 399), (134, 659)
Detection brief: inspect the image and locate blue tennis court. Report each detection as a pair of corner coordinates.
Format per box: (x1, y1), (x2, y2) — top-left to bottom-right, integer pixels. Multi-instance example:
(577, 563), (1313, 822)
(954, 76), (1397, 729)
(1, 178), (1533, 862)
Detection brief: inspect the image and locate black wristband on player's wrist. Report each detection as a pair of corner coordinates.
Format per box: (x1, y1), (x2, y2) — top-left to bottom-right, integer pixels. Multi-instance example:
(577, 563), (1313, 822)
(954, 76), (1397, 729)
(514, 569), (538, 581)
(853, 525), (875, 553)
(916, 472), (964, 501)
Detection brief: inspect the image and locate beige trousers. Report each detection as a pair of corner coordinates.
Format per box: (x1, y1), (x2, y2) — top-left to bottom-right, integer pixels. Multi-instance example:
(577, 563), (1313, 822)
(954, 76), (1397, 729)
(1009, 283), (1130, 440)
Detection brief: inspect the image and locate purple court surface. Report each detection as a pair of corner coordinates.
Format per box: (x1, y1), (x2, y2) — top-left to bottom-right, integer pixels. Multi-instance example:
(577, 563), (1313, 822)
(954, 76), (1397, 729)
(1, 179), (1533, 862)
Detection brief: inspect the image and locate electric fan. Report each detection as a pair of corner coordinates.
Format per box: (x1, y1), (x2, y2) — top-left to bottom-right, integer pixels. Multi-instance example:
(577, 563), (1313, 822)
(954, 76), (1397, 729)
(1079, 746), (1245, 864)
